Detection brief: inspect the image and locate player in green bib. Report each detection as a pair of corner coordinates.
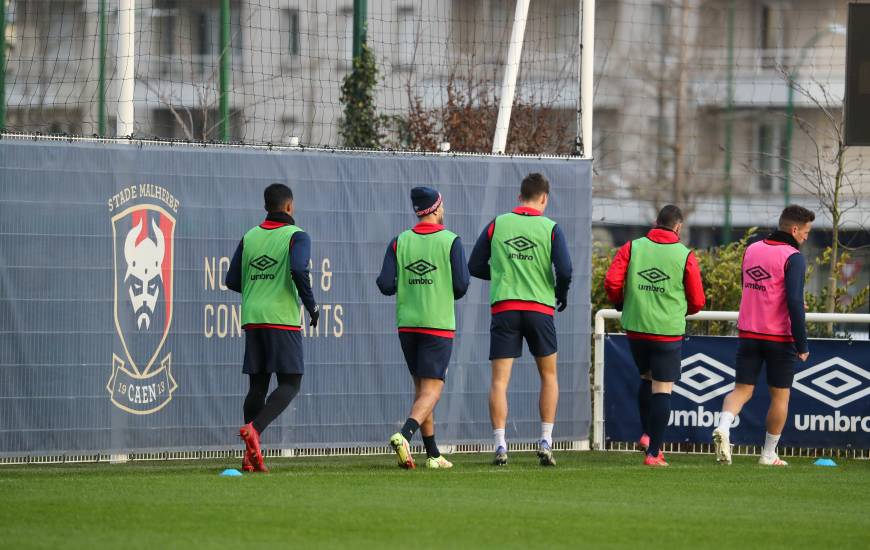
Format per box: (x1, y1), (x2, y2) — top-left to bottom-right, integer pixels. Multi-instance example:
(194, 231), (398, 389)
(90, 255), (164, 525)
(604, 205), (705, 467)
(468, 173), (573, 467)
(226, 183), (320, 473)
(377, 187), (469, 469)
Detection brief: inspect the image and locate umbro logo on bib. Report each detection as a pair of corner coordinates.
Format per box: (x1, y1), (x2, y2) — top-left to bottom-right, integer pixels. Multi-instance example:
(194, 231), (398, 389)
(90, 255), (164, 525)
(744, 265), (771, 291)
(504, 237), (536, 260)
(249, 255), (278, 281)
(637, 268), (669, 293)
(249, 255), (278, 271)
(405, 259), (437, 284)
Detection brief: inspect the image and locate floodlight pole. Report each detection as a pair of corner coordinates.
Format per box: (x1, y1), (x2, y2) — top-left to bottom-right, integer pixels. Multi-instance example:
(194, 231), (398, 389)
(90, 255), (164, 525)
(579, 0), (596, 159)
(492, 0), (530, 154)
(117, 0), (135, 137)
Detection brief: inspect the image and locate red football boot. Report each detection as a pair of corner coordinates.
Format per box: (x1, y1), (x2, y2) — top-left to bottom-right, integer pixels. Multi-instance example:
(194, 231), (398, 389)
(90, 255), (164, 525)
(638, 433), (650, 453)
(239, 423), (268, 472)
(643, 451), (669, 467)
(242, 451), (255, 473)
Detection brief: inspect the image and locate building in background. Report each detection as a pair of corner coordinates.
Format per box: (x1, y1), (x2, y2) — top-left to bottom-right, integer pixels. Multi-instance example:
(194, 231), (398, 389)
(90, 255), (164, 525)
(3, 0), (867, 284)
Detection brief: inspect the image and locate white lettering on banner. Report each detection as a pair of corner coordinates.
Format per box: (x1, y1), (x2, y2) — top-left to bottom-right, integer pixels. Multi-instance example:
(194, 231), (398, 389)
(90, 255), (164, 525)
(204, 304), (243, 338)
(794, 412), (870, 433)
(204, 257), (231, 291)
(669, 406), (741, 428)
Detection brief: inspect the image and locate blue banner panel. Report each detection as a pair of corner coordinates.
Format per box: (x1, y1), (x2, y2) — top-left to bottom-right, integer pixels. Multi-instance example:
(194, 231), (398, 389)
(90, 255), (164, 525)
(604, 335), (870, 449)
(0, 138), (592, 455)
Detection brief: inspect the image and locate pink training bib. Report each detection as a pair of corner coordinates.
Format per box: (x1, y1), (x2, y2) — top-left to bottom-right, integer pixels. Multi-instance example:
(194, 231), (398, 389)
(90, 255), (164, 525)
(737, 240), (798, 337)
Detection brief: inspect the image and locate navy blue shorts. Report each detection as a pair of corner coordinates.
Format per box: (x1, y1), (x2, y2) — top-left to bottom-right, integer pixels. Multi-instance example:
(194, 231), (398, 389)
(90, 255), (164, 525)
(399, 332), (453, 380)
(628, 338), (683, 382)
(489, 311), (557, 360)
(735, 338), (798, 389)
(243, 328), (304, 375)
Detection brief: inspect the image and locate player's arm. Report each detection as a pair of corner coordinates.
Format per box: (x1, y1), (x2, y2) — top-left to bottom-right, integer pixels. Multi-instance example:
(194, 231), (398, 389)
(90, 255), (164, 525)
(604, 241), (631, 309)
(289, 231), (319, 326)
(551, 224), (573, 311)
(785, 253), (809, 358)
(450, 236), (471, 300)
(225, 239), (243, 293)
(376, 238), (398, 296)
(683, 250), (706, 315)
(468, 220), (494, 280)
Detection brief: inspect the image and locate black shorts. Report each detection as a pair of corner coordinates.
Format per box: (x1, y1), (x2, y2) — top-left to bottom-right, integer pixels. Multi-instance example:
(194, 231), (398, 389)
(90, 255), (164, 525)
(243, 328), (304, 375)
(735, 338), (798, 389)
(489, 310), (557, 360)
(399, 332), (453, 380)
(628, 338), (683, 382)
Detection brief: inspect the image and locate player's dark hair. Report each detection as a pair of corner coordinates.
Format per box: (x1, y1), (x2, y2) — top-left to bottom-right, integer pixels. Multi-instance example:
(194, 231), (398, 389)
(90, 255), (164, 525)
(264, 183), (294, 212)
(656, 204), (683, 229)
(778, 204), (815, 230)
(520, 173), (550, 201)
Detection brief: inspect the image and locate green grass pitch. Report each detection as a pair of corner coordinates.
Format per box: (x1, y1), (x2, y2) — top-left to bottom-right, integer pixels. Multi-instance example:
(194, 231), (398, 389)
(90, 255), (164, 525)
(1, 451), (868, 549)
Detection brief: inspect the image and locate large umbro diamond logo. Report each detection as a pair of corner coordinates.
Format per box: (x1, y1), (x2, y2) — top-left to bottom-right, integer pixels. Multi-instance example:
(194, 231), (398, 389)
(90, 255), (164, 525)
(249, 255), (278, 271)
(673, 353), (735, 404)
(638, 267), (670, 284)
(405, 259), (437, 276)
(793, 358), (870, 408)
(504, 236), (537, 252)
(745, 265), (772, 282)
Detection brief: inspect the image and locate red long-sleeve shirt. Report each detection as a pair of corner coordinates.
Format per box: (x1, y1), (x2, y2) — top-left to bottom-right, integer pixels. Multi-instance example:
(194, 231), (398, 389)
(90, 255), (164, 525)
(604, 228), (706, 341)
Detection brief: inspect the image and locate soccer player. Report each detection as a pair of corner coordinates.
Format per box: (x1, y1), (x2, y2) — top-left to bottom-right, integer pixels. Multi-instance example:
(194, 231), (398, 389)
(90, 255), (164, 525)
(376, 186), (469, 469)
(604, 205), (705, 467)
(225, 183), (319, 473)
(468, 173), (572, 467)
(712, 205), (814, 466)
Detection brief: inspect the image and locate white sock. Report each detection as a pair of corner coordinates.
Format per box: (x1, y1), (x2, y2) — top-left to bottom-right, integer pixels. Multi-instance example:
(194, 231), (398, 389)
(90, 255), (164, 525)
(717, 412), (735, 434)
(541, 423), (554, 445)
(493, 428), (506, 450)
(762, 432), (781, 457)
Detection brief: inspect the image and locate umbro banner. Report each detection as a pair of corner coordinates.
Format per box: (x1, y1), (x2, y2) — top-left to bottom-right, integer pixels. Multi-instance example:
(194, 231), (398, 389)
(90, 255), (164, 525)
(604, 335), (870, 449)
(0, 138), (592, 456)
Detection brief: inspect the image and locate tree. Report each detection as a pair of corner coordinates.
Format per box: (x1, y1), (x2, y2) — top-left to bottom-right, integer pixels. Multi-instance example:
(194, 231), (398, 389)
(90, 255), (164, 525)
(775, 71), (868, 321)
(339, 43), (381, 149)
(387, 71), (572, 155)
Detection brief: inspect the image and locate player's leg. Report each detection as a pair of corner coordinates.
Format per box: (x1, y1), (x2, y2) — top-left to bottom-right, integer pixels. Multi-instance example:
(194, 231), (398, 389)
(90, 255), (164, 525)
(628, 339), (654, 451)
(243, 372), (270, 426)
(409, 335), (453, 469)
(240, 330), (271, 472)
(643, 340), (682, 467)
(241, 372), (269, 472)
(391, 333), (423, 469)
(489, 311), (523, 465)
(533, 352), (558, 466)
(519, 310), (559, 465)
(490, 358), (514, 465)
(251, 373), (303, 435)
(713, 338), (763, 464)
(412, 377), (452, 470)
(759, 341), (797, 466)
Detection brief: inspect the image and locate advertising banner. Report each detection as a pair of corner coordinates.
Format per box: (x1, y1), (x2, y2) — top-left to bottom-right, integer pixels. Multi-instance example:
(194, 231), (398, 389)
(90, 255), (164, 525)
(604, 335), (870, 449)
(0, 139), (592, 455)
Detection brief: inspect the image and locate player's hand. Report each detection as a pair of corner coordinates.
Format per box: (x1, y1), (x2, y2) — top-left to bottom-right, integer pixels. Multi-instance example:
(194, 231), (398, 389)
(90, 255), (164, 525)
(556, 297), (567, 312)
(798, 352), (809, 362)
(309, 305), (320, 328)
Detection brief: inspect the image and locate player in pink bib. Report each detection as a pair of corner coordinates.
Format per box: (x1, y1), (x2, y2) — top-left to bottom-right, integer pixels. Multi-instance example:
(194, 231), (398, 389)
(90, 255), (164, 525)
(712, 205), (815, 467)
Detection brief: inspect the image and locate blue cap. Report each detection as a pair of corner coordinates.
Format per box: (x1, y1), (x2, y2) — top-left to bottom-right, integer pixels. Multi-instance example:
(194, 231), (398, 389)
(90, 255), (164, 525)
(411, 186), (442, 217)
